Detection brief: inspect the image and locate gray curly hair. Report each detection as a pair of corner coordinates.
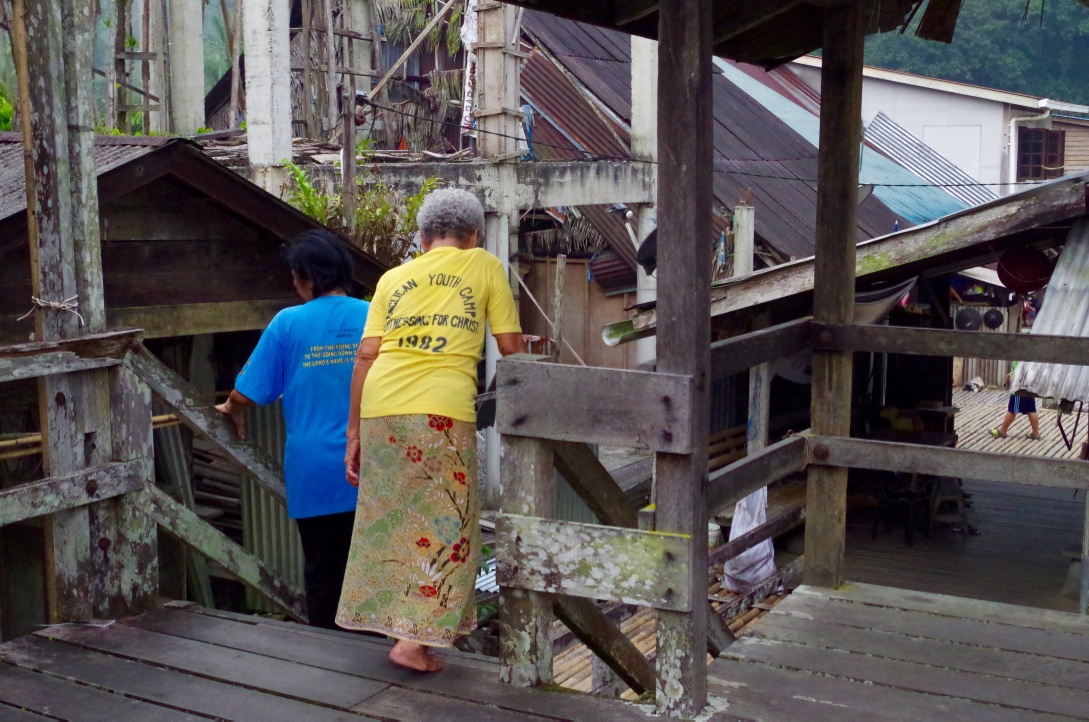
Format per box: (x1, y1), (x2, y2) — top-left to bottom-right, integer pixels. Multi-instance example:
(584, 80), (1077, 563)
(416, 188), (485, 245)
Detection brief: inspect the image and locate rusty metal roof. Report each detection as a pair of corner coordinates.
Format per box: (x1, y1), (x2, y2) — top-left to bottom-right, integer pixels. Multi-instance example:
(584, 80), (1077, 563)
(0, 133), (171, 222)
(521, 13), (906, 263)
(521, 47), (629, 162)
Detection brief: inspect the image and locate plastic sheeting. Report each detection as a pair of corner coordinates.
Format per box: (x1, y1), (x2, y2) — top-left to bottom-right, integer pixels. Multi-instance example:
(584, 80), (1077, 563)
(721, 485), (777, 592)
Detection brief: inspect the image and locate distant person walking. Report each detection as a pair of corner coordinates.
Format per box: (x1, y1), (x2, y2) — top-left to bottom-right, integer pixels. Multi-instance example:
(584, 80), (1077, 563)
(990, 362), (1041, 440)
(217, 230), (369, 628)
(337, 188), (526, 673)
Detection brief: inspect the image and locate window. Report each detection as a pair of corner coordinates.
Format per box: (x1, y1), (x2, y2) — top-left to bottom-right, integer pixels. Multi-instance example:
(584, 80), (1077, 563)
(1017, 127), (1065, 181)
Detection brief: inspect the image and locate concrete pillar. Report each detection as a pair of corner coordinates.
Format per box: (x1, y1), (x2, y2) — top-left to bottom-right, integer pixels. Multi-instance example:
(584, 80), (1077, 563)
(475, 1), (521, 509)
(168, 0), (204, 134)
(631, 35), (658, 370)
(147, 0), (169, 132)
(733, 203), (754, 276)
(244, 0), (292, 173)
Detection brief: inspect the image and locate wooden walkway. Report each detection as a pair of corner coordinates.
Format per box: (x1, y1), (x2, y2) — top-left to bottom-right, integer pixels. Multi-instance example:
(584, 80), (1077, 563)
(6, 587), (1089, 719)
(713, 582), (1089, 720)
(0, 603), (648, 721)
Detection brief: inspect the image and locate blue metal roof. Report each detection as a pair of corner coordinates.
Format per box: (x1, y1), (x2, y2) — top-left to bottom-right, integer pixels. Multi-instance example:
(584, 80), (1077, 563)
(715, 60), (968, 227)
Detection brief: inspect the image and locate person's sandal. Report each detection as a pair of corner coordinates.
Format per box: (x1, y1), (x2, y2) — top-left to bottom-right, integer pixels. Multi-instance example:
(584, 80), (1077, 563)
(1026, 432), (1042, 440)
(989, 428), (1006, 438)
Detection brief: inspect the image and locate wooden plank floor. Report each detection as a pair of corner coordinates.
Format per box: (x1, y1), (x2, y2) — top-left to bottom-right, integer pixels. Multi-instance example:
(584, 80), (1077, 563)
(711, 583), (1089, 720)
(843, 387), (1088, 612)
(0, 602), (651, 721)
(953, 388), (1083, 459)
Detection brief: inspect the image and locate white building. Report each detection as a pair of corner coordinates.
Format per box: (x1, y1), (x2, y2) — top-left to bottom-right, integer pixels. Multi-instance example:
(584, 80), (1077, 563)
(789, 56), (1089, 195)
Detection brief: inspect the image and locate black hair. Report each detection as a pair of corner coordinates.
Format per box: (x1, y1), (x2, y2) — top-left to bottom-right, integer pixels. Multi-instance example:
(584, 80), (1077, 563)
(282, 229), (354, 297)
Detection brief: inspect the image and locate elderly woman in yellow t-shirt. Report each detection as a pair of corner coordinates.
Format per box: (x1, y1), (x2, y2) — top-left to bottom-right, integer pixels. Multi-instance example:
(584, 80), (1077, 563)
(337, 188), (526, 672)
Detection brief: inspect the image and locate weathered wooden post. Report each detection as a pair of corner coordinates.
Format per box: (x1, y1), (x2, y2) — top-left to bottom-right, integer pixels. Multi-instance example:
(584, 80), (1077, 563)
(654, 0), (712, 715)
(803, 1), (866, 589)
(19, 0), (93, 623)
(498, 436), (554, 686)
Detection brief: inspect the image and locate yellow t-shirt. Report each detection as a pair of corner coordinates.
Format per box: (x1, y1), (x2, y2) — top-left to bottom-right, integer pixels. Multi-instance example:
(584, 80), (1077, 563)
(360, 246), (522, 422)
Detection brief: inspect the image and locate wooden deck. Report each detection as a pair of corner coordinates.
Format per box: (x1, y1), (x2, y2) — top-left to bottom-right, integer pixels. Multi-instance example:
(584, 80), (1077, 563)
(0, 603), (654, 721)
(713, 582), (1089, 720)
(5, 586), (1089, 720)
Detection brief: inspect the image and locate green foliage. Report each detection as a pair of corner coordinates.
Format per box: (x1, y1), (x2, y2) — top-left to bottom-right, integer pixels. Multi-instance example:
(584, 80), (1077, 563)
(125, 35), (139, 50)
(283, 160), (337, 225)
(0, 84), (12, 132)
(281, 159), (441, 267)
(864, 0), (1089, 105)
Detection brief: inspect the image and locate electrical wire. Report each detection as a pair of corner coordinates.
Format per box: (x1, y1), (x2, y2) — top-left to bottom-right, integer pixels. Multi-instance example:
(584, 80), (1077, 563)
(362, 96), (1066, 190)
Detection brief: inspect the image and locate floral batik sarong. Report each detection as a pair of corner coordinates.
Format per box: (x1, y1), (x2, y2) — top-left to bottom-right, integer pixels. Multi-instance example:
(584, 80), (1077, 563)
(336, 414), (479, 647)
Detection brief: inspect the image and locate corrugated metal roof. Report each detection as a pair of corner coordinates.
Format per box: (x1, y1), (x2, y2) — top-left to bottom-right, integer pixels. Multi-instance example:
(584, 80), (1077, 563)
(521, 48), (629, 162)
(521, 14), (907, 263)
(714, 59), (967, 227)
(865, 112), (997, 208)
(0, 133), (171, 222)
(1013, 220), (1089, 403)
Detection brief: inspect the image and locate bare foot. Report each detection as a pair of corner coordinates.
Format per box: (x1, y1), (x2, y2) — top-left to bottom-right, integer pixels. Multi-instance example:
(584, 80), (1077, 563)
(389, 640), (444, 672)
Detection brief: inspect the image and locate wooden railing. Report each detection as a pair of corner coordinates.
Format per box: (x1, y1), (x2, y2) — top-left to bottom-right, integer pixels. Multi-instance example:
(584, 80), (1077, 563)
(0, 332), (307, 625)
(494, 315), (1089, 708)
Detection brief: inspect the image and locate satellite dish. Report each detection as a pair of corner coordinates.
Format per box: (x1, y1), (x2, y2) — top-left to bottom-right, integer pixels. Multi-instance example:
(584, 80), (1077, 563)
(955, 308), (982, 331)
(983, 309), (1005, 330)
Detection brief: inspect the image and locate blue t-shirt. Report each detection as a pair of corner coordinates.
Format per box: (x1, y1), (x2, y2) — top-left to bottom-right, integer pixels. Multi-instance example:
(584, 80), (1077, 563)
(235, 295), (370, 519)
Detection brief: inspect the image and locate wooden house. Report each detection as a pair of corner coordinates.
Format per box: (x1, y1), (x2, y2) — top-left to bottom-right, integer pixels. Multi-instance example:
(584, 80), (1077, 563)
(0, 133), (383, 639)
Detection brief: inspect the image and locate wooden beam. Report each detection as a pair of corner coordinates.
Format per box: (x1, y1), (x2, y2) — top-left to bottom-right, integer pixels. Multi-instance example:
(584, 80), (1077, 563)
(552, 442), (638, 529)
(812, 322), (1089, 366)
(803, 1), (865, 591)
(496, 361), (694, 453)
(498, 436), (554, 688)
(553, 596), (655, 695)
(808, 435), (1089, 491)
(0, 328), (140, 382)
(0, 461), (144, 527)
(712, 0), (802, 44)
(125, 344), (287, 502)
(105, 363), (159, 617)
(707, 436), (807, 516)
(617, 178), (1089, 346)
(135, 483), (306, 621)
(108, 300), (294, 339)
(708, 502), (806, 569)
(654, 0), (713, 712)
(495, 514), (692, 611)
(710, 318), (811, 380)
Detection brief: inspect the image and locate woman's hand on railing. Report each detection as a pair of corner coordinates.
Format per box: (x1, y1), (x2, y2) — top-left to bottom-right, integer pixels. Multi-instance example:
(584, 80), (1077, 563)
(345, 435), (361, 487)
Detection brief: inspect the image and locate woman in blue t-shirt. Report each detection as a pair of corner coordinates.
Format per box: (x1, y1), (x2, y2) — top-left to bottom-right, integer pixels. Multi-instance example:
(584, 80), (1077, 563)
(216, 230), (370, 628)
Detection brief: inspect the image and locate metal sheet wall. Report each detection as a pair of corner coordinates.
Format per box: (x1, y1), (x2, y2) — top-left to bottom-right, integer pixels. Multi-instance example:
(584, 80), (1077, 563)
(241, 400), (305, 613)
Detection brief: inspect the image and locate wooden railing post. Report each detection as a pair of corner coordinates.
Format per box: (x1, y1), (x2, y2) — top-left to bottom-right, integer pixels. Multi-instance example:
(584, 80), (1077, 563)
(654, 0), (713, 715)
(803, 0), (866, 590)
(106, 362), (159, 616)
(498, 435), (554, 687)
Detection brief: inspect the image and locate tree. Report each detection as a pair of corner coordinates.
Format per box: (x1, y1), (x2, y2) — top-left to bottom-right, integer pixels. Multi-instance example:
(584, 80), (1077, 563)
(865, 0), (1089, 105)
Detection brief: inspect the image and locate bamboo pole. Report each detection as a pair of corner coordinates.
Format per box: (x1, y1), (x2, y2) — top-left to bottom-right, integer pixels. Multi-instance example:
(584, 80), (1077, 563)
(142, 0), (151, 132)
(323, 0), (335, 137)
(300, 0), (313, 137)
(10, 0), (34, 238)
(368, 0), (457, 101)
(552, 254), (566, 362)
